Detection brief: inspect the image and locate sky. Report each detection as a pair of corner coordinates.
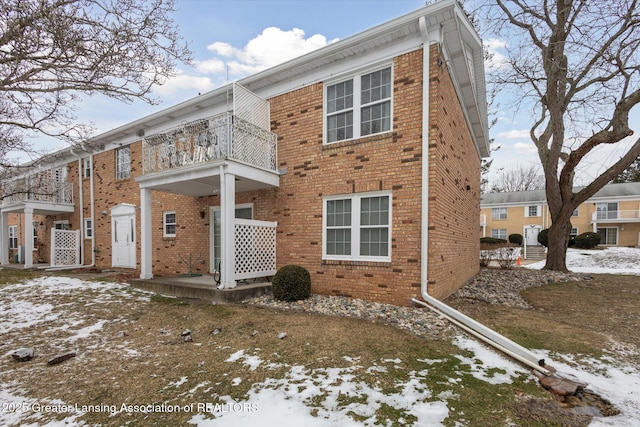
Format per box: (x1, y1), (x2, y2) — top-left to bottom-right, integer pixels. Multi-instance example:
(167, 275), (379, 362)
(24, 0), (640, 187)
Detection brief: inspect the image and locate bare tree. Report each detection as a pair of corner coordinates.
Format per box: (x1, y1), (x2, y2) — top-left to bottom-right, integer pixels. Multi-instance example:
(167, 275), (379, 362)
(0, 0), (192, 165)
(482, 0), (640, 271)
(490, 164), (545, 193)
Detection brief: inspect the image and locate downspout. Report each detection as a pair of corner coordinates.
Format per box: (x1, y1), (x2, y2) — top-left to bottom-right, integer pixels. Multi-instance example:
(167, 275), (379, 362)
(411, 16), (550, 376)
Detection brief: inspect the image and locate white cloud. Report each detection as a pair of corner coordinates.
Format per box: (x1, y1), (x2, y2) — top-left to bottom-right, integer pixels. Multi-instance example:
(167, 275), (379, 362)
(195, 58), (226, 75)
(204, 27), (338, 79)
(484, 38), (509, 70)
(153, 73), (215, 96)
(513, 141), (538, 156)
(497, 129), (530, 139)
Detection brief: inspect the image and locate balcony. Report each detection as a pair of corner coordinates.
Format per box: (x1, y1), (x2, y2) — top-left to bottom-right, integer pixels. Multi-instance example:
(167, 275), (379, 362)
(1, 176), (74, 209)
(142, 112), (277, 175)
(142, 83), (277, 179)
(591, 210), (640, 223)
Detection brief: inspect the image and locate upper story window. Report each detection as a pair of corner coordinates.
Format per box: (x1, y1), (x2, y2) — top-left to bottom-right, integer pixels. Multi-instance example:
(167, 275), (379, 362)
(526, 205), (540, 217)
(572, 208), (579, 217)
(83, 158), (92, 178)
(491, 207), (507, 220)
(596, 202), (618, 220)
(116, 147), (131, 180)
(325, 66), (392, 144)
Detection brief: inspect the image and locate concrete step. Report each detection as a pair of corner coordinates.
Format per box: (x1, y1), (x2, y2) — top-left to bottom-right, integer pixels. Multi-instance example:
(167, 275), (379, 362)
(524, 246), (546, 260)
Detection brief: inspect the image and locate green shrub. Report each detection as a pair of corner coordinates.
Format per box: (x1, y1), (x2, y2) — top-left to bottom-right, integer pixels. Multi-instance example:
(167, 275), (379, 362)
(574, 232), (601, 249)
(537, 229), (549, 247)
(508, 233), (523, 246)
(480, 237), (507, 245)
(272, 265), (311, 302)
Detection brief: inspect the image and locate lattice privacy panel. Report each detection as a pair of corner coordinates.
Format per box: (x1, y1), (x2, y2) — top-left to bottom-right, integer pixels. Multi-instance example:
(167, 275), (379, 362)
(235, 219), (277, 280)
(233, 83), (270, 132)
(50, 229), (80, 266)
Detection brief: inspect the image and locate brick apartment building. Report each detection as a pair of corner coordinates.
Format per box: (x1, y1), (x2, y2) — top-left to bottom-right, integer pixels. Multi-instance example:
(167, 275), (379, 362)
(0, 0), (489, 305)
(481, 182), (640, 249)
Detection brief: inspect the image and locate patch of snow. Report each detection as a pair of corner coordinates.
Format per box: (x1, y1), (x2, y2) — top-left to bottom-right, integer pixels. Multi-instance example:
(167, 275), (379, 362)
(536, 351), (640, 426)
(526, 247), (640, 275)
(452, 335), (530, 384)
(225, 349), (262, 371)
(191, 358), (449, 427)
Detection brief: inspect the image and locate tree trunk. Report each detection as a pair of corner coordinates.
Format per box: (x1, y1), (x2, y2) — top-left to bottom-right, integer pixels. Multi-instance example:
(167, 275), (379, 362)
(544, 210), (573, 272)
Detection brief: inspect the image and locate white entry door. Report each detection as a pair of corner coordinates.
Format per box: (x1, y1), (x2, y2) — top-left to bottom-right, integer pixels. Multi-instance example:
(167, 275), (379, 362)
(524, 225), (542, 246)
(111, 204), (136, 268)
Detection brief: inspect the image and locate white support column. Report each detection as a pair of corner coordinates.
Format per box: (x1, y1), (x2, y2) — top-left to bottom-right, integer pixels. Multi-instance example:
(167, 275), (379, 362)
(140, 187), (153, 279)
(0, 212), (8, 264)
(219, 165), (236, 289)
(24, 208), (34, 268)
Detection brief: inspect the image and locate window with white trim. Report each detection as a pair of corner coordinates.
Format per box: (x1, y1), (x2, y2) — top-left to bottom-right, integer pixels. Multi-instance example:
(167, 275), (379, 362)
(83, 158), (92, 178)
(32, 222), (38, 247)
(526, 205), (540, 217)
(491, 229), (507, 240)
(491, 207), (507, 220)
(163, 211), (176, 238)
(572, 208), (579, 217)
(325, 66), (392, 144)
(323, 192), (391, 261)
(597, 227), (617, 245)
(596, 202), (618, 220)
(116, 147), (130, 180)
(570, 227), (579, 238)
(54, 221), (70, 230)
(9, 225), (18, 249)
(84, 219), (93, 239)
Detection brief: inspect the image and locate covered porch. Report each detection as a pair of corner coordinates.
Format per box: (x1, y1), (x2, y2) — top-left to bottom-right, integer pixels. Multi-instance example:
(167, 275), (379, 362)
(0, 174), (75, 268)
(136, 83), (279, 289)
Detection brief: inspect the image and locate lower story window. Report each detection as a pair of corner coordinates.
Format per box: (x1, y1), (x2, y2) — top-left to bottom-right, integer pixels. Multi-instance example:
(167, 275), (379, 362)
(163, 211), (176, 237)
(323, 192), (391, 261)
(85, 219), (93, 239)
(9, 225), (18, 249)
(491, 229), (507, 240)
(597, 227), (618, 245)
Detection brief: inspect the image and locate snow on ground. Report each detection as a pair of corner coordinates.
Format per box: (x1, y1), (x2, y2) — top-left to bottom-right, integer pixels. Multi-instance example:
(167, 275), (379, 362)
(526, 246), (640, 274)
(1, 259), (640, 426)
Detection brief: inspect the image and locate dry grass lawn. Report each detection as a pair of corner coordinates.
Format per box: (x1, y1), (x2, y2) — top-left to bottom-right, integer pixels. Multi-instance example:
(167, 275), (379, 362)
(1, 269), (638, 426)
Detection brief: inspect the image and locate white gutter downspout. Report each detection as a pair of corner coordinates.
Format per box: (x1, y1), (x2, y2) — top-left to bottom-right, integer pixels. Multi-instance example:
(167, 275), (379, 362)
(411, 16), (550, 376)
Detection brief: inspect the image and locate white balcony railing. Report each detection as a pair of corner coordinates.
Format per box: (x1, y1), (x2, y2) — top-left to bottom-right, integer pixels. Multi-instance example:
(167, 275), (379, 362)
(142, 112), (277, 175)
(1, 177), (73, 205)
(592, 210), (640, 222)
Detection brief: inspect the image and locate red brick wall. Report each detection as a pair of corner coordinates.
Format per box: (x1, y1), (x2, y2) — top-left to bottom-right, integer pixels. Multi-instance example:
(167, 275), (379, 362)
(266, 49), (424, 306)
(4, 45), (482, 305)
(426, 45), (481, 299)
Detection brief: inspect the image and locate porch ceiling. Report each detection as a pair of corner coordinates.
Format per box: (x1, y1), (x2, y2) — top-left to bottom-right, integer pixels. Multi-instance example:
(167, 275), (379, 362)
(0, 201), (75, 215)
(136, 160), (280, 197)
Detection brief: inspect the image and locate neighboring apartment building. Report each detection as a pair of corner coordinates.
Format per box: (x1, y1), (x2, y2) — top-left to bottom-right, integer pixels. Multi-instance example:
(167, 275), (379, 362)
(0, 0), (489, 306)
(481, 182), (640, 248)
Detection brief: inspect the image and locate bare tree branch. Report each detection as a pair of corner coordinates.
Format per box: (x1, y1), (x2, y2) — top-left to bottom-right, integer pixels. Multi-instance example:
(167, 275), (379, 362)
(0, 0), (192, 164)
(484, 0), (640, 271)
